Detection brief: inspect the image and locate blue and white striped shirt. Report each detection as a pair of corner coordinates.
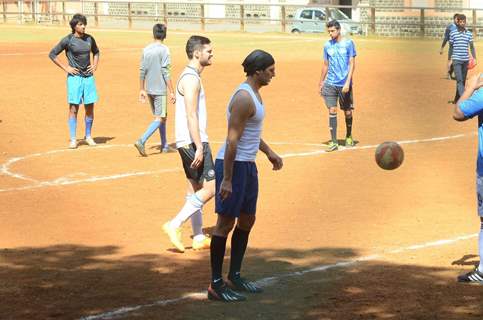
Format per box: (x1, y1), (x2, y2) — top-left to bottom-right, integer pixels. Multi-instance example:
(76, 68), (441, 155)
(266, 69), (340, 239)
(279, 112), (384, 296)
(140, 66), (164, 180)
(450, 28), (473, 61)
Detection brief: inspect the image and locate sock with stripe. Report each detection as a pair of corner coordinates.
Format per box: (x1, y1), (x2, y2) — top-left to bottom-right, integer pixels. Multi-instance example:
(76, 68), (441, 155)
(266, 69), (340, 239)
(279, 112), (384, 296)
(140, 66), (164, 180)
(329, 113), (337, 143)
(170, 194), (203, 229)
(228, 227), (250, 278)
(68, 117), (77, 141)
(211, 235), (228, 286)
(345, 115), (353, 138)
(140, 120), (161, 145)
(85, 116), (93, 138)
(191, 209), (204, 239)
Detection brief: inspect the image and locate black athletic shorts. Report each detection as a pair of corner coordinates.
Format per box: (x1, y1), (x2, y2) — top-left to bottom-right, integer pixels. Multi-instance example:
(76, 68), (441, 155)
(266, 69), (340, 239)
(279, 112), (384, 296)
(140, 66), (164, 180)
(178, 142), (215, 183)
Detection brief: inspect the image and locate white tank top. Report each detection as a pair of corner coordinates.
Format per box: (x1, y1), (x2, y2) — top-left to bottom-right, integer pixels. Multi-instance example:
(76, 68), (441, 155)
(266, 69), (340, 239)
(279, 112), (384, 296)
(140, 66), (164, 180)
(175, 67), (209, 148)
(217, 83), (265, 162)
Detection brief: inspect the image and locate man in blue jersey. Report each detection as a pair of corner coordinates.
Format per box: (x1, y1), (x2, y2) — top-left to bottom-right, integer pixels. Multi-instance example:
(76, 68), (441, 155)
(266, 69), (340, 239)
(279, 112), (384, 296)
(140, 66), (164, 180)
(207, 50), (283, 302)
(319, 20), (357, 152)
(49, 14), (100, 149)
(440, 13), (458, 80)
(450, 14), (477, 104)
(453, 73), (483, 284)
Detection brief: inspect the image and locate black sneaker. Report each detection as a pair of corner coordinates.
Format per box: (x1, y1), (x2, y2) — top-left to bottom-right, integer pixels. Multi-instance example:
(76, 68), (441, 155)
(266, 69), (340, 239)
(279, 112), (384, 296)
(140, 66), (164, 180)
(457, 267), (483, 283)
(207, 282), (246, 302)
(227, 275), (263, 293)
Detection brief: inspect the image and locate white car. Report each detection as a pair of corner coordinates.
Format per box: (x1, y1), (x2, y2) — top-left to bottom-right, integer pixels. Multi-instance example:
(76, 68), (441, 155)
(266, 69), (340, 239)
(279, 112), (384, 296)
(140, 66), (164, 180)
(291, 7), (362, 35)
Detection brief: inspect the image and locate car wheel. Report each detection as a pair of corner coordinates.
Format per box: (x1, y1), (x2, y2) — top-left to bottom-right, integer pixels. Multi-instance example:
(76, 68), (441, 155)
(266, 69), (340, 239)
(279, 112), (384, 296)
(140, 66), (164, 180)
(291, 29), (301, 34)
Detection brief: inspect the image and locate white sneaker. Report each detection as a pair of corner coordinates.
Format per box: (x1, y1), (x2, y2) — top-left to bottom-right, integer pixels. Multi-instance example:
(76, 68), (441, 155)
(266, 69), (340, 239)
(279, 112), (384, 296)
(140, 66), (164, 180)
(69, 139), (77, 149)
(85, 136), (97, 146)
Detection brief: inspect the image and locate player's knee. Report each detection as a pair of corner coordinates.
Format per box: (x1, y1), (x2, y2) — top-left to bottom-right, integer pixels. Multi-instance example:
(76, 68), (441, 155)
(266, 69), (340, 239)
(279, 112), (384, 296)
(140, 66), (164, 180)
(237, 215), (256, 231)
(215, 217), (235, 236)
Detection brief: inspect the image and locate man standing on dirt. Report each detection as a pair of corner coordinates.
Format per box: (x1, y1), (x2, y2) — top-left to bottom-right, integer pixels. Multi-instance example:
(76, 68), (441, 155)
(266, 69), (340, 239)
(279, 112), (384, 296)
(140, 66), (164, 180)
(453, 73), (483, 284)
(49, 13), (100, 149)
(162, 36), (214, 253)
(440, 13), (458, 80)
(207, 50), (283, 302)
(450, 14), (476, 104)
(318, 20), (357, 152)
(134, 23), (175, 156)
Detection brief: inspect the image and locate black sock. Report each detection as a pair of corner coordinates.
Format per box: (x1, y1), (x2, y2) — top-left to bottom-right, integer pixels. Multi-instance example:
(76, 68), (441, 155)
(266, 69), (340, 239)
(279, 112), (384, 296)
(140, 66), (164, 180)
(329, 113), (337, 143)
(345, 116), (353, 138)
(228, 227), (250, 279)
(210, 235), (228, 286)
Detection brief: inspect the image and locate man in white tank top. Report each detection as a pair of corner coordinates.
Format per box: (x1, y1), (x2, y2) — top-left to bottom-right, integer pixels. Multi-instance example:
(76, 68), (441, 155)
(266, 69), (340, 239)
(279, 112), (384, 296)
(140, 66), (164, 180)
(162, 36), (215, 253)
(208, 50), (283, 302)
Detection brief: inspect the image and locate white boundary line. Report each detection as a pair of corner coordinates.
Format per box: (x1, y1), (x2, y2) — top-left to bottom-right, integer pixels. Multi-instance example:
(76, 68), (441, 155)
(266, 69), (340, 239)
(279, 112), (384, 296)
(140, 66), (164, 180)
(79, 232), (478, 320)
(0, 133), (476, 193)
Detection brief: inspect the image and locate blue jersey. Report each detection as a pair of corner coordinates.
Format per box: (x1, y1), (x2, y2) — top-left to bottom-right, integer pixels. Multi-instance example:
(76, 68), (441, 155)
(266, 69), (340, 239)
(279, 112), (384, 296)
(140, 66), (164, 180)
(323, 38), (357, 87)
(450, 28), (473, 61)
(459, 88), (483, 175)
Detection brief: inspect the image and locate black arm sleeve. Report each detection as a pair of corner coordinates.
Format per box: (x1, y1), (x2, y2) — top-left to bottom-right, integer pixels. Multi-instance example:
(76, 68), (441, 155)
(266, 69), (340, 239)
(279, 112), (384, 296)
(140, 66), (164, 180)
(90, 36), (100, 57)
(49, 36), (69, 60)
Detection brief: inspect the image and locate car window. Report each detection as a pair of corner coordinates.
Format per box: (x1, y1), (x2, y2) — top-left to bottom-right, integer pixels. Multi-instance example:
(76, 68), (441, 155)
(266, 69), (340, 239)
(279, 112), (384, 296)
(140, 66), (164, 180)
(314, 10), (326, 20)
(300, 10), (313, 20)
(329, 9), (349, 20)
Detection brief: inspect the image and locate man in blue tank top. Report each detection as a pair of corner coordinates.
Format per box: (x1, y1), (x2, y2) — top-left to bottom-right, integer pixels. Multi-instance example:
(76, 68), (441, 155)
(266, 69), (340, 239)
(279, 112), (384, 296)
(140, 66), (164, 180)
(453, 73), (483, 284)
(207, 50), (283, 302)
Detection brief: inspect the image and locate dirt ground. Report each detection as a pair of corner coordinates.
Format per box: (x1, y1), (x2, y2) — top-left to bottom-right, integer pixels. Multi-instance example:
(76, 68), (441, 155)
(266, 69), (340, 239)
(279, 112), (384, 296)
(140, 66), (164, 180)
(1, 25), (482, 319)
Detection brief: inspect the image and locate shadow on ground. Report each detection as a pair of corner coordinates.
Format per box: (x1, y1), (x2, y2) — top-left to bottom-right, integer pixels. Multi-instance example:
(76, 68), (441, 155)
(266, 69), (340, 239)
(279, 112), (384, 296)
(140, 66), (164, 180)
(0, 244), (481, 320)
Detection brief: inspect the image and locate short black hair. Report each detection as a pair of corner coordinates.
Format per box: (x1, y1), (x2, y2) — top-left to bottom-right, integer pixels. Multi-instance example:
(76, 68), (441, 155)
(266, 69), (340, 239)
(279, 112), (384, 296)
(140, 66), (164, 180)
(153, 23), (167, 40)
(326, 20), (341, 30)
(185, 35), (211, 59)
(70, 14), (87, 33)
(453, 13), (459, 19)
(457, 14), (466, 21)
(242, 49), (275, 76)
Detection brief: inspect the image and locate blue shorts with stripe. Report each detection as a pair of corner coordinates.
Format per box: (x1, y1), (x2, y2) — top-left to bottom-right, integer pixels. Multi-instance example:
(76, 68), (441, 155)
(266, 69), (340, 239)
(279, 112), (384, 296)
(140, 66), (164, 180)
(215, 159), (258, 217)
(67, 75), (98, 105)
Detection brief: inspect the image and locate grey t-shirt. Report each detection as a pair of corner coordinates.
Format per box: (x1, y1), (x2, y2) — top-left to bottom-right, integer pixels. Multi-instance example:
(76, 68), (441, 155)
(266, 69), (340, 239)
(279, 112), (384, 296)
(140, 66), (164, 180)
(140, 42), (171, 95)
(49, 33), (100, 77)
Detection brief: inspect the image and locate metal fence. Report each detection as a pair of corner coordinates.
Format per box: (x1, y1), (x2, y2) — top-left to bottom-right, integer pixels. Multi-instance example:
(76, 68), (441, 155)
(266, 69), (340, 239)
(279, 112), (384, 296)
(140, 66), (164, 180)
(2, 1), (483, 38)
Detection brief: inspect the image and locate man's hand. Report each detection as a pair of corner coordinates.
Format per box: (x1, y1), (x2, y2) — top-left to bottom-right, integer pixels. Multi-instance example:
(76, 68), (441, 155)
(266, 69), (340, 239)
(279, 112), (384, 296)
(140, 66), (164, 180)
(139, 90), (147, 103)
(65, 66), (80, 75)
(318, 82), (324, 93)
(467, 73), (483, 91)
(219, 179), (232, 200)
(342, 84), (350, 93)
(169, 92), (176, 104)
(87, 64), (97, 74)
(190, 146), (204, 169)
(267, 150), (283, 171)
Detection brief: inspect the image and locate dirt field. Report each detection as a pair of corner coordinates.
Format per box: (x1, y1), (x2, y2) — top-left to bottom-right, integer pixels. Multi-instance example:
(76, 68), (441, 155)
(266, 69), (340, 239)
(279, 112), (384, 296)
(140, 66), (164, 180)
(1, 25), (483, 319)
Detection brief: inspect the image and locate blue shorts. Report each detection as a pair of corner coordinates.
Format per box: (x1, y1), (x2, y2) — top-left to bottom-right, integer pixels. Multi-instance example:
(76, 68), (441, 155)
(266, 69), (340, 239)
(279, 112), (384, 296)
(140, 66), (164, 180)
(215, 159), (258, 217)
(67, 75), (98, 105)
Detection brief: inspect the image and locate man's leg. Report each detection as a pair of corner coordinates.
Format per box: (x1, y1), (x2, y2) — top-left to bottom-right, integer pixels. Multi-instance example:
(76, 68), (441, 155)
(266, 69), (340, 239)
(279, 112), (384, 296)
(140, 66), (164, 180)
(159, 117), (168, 152)
(322, 84), (339, 151)
(84, 103), (96, 146)
(208, 214), (246, 301)
(458, 175), (483, 283)
(453, 61), (464, 103)
(68, 104), (79, 149)
(135, 95), (163, 156)
(340, 87), (354, 147)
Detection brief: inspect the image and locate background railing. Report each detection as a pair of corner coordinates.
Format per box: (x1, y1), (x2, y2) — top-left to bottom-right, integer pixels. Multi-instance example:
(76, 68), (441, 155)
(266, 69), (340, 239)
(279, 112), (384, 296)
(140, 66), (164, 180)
(2, 1), (483, 38)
